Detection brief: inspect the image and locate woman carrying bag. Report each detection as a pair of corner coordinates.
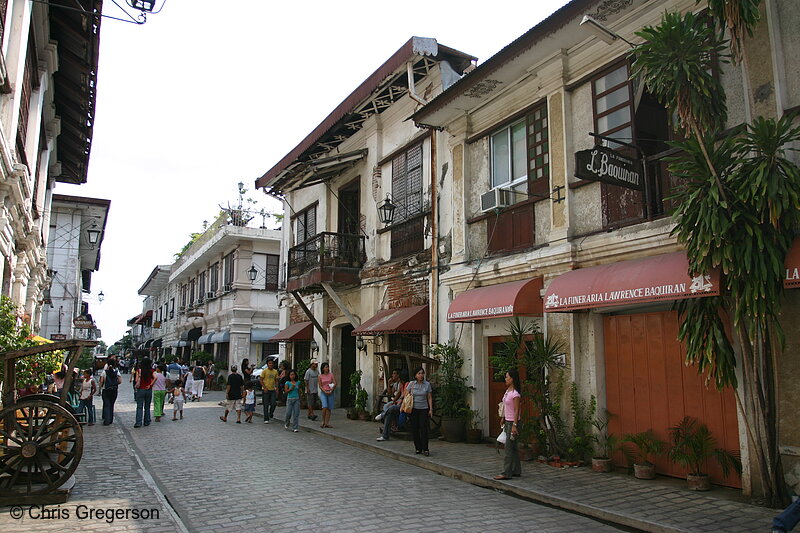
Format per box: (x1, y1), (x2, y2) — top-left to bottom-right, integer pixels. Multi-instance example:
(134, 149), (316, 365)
(407, 367), (433, 456)
(494, 369), (521, 480)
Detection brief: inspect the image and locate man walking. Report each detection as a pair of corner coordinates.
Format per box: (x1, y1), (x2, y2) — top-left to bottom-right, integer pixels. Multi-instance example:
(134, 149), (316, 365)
(99, 359), (122, 425)
(304, 359), (320, 421)
(191, 361), (206, 401)
(220, 365), (244, 423)
(259, 358), (278, 424)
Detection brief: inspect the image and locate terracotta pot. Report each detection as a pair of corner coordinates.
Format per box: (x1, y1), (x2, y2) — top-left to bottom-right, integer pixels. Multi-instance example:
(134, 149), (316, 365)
(592, 457), (613, 473)
(633, 463), (656, 479)
(687, 473), (711, 491)
(358, 411), (371, 421)
(466, 428), (482, 444)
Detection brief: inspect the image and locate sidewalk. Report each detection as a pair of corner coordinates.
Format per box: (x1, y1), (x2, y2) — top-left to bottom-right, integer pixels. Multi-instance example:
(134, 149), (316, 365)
(267, 404), (775, 533)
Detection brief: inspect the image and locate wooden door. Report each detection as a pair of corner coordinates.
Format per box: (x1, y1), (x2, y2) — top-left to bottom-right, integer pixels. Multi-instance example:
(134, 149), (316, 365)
(604, 311), (741, 488)
(340, 325), (356, 407)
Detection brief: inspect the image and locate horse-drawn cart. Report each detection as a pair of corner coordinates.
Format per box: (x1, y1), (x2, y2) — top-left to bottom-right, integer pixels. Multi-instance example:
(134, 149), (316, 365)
(0, 339), (98, 505)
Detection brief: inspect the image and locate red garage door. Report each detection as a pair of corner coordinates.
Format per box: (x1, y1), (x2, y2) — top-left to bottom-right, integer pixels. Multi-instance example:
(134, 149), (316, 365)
(604, 311), (741, 488)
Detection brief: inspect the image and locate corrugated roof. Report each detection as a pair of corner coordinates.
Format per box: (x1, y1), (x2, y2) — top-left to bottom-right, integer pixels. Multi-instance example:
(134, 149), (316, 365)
(255, 37), (475, 193)
(412, 0), (596, 126)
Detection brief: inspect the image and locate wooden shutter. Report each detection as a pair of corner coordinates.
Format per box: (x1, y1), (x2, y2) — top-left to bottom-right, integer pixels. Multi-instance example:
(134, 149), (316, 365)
(527, 104), (550, 200)
(406, 144), (423, 216)
(488, 203), (534, 254)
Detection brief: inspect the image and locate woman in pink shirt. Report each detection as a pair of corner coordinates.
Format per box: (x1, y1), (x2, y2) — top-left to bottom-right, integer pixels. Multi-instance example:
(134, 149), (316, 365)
(317, 361), (336, 429)
(494, 369), (521, 480)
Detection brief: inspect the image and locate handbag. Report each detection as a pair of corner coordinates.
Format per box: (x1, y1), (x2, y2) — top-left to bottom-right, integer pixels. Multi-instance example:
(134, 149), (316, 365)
(400, 386), (414, 414)
(498, 400), (505, 420)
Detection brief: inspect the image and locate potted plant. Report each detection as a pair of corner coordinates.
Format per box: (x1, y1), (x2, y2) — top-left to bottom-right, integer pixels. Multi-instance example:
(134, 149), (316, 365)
(348, 370), (365, 419)
(466, 409), (484, 444)
(356, 388), (370, 420)
(591, 412), (618, 473)
(431, 343), (473, 442)
(667, 416), (742, 491)
(621, 429), (665, 479)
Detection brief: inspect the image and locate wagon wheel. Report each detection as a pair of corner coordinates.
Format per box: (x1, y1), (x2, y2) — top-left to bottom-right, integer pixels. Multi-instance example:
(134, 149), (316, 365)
(0, 399), (83, 497)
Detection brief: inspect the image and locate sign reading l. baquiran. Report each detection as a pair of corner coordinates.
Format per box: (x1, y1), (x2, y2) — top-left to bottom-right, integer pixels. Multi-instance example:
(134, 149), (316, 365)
(575, 145), (643, 190)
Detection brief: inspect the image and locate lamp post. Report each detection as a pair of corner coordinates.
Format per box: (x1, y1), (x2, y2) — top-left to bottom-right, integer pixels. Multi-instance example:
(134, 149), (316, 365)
(247, 265), (258, 282)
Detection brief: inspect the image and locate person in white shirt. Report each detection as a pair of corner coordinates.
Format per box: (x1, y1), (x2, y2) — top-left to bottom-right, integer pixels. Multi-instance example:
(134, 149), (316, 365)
(78, 369), (97, 426)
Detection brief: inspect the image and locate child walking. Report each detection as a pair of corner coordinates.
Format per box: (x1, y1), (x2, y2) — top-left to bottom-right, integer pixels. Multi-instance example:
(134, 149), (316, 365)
(172, 377), (186, 421)
(284, 370), (301, 432)
(244, 383), (256, 423)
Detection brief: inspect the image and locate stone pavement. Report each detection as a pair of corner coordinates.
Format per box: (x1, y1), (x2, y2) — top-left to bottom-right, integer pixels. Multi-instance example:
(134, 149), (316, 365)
(266, 401), (777, 533)
(0, 388), (184, 533)
(3, 381), (627, 532)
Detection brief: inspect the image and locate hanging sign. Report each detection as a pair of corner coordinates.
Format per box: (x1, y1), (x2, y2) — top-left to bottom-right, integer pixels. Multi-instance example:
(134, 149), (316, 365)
(575, 146), (643, 190)
(73, 315), (94, 328)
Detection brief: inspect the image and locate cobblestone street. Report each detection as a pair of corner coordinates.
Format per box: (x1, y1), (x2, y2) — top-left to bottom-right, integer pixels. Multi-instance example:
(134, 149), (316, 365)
(0, 381), (624, 532)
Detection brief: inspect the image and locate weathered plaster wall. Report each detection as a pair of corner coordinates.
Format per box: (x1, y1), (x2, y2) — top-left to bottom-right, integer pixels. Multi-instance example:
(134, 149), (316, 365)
(775, 0), (800, 110)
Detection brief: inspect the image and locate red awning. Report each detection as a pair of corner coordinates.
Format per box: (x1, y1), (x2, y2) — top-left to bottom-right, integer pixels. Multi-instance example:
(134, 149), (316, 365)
(134, 310), (153, 324)
(447, 278), (543, 322)
(352, 305), (429, 336)
(544, 251), (720, 312)
(785, 237), (800, 288)
(271, 322), (314, 342)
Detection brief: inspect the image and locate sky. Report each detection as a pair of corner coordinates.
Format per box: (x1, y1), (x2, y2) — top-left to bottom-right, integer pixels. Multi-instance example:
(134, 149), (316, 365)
(57, 0), (572, 343)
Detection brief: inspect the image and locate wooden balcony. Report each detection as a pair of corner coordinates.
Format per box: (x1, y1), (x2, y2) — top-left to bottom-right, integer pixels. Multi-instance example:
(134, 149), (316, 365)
(286, 232), (366, 293)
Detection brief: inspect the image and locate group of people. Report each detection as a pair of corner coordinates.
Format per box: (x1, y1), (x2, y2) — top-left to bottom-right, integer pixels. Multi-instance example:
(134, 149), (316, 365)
(220, 358), (337, 432)
(131, 357), (210, 427)
(373, 367), (434, 456)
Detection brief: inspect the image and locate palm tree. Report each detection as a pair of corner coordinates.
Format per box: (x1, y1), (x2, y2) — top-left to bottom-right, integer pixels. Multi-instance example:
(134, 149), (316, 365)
(629, 5), (799, 507)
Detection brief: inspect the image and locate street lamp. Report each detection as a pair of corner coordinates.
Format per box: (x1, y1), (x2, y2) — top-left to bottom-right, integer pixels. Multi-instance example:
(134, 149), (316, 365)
(127, 0), (157, 11)
(98, 291), (105, 302)
(377, 195), (397, 226)
(247, 265), (258, 282)
(86, 225), (101, 246)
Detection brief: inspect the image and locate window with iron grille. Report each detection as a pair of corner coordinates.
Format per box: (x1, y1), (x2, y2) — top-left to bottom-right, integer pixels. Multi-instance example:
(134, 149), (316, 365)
(210, 262), (219, 292)
(390, 143), (425, 258)
(295, 205), (317, 245)
(188, 279), (196, 305)
(265, 254), (279, 290)
(198, 271), (206, 299)
(223, 253), (235, 286)
(180, 285), (187, 307)
(387, 334), (424, 374)
(591, 61), (672, 228)
(169, 298), (175, 319)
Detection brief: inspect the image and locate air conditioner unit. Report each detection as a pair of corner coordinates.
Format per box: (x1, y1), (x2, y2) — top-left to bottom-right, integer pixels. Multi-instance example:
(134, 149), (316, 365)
(222, 284), (233, 293)
(480, 188), (517, 213)
(205, 291), (215, 299)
